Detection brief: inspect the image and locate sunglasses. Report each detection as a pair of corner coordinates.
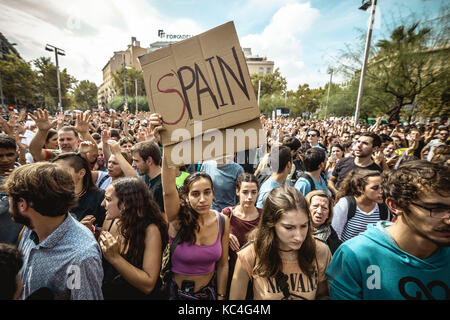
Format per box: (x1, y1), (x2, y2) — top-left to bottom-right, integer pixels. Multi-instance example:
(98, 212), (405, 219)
(307, 134), (318, 137)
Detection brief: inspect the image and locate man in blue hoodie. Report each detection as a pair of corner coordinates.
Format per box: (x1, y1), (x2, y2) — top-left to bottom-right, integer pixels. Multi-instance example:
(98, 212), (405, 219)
(326, 160), (450, 300)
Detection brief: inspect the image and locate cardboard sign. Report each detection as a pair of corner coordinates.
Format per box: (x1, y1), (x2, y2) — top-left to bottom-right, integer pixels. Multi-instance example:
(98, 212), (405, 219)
(139, 21), (262, 165)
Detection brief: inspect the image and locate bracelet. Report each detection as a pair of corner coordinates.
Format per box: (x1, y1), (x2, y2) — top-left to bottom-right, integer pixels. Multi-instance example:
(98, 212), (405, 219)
(217, 293), (226, 299)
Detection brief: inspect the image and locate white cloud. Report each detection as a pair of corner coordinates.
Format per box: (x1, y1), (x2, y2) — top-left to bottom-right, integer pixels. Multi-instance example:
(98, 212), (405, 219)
(0, 0), (203, 87)
(241, 1), (324, 90)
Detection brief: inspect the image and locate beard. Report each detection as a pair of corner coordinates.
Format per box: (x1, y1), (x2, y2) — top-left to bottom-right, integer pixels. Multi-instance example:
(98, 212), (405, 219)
(10, 199), (33, 229)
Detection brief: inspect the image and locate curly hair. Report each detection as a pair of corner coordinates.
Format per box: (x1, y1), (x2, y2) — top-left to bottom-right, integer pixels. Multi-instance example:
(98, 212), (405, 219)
(251, 185), (317, 278)
(177, 172), (214, 245)
(111, 177), (168, 268)
(335, 169), (382, 202)
(382, 160), (450, 212)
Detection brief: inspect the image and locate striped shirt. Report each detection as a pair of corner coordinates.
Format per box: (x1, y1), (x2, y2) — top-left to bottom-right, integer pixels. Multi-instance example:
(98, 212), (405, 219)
(332, 197), (383, 242)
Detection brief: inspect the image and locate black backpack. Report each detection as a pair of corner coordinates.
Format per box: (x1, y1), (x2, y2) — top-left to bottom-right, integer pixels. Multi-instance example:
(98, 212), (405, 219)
(298, 172), (328, 192)
(345, 196), (391, 222)
(256, 166), (272, 186)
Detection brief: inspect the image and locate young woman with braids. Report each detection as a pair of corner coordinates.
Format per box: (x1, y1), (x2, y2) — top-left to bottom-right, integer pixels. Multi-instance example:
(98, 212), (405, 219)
(331, 169), (391, 243)
(229, 185), (331, 300)
(99, 177), (168, 299)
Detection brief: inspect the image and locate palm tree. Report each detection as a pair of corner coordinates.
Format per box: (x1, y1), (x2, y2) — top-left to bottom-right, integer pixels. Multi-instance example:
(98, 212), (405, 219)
(370, 23), (448, 122)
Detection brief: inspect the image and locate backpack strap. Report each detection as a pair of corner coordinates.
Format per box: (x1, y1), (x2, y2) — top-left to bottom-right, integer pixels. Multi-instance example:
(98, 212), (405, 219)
(345, 196), (357, 222)
(98, 174), (110, 189)
(216, 211), (226, 241)
(299, 173), (315, 192)
(378, 202), (390, 221)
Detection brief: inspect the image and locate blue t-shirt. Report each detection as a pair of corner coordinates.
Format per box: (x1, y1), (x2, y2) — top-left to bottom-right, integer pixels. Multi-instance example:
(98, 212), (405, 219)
(200, 161), (244, 212)
(326, 221), (450, 300)
(294, 172), (329, 197)
(256, 177), (290, 209)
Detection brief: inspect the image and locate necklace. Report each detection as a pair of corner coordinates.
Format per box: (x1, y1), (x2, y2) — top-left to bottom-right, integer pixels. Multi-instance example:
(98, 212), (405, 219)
(76, 189), (87, 199)
(279, 248), (294, 252)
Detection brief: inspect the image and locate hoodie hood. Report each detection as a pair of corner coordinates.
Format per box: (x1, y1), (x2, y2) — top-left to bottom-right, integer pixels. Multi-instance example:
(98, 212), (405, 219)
(359, 221), (449, 270)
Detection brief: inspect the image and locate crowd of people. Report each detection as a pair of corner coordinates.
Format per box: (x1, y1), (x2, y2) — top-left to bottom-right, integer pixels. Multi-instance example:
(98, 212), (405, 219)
(0, 108), (448, 300)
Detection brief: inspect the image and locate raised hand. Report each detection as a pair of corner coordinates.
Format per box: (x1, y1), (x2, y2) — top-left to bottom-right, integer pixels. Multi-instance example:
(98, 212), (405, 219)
(107, 139), (121, 155)
(28, 109), (57, 132)
(74, 111), (92, 134)
(79, 141), (96, 155)
(0, 116), (13, 136)
(148, 113), (164, 143)
(101, 130), (111, 142)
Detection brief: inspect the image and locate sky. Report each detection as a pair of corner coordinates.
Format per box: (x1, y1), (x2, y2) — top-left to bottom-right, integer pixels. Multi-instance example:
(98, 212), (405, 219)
(0, 0), (445, 91)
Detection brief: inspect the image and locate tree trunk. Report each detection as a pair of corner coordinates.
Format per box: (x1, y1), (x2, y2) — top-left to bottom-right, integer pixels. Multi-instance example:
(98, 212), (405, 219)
(388, 96), (404, 122)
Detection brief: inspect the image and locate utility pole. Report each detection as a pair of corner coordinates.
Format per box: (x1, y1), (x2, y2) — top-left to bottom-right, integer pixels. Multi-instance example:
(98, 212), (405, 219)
(135, 78), (138, 114)
(45, 44), (65, 113)
(354, 0), (377, 126)
(0, 73), (4, 112)
(123, 53), (128, 111)
(325, 68), (333, 119)
(257, 80), (261, 107)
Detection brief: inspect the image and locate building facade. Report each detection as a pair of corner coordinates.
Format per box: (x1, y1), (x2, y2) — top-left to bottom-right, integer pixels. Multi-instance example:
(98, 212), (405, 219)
(243, 48), (274, 76)
(97, 35), (275, 108)
(97, 37), (147, 108)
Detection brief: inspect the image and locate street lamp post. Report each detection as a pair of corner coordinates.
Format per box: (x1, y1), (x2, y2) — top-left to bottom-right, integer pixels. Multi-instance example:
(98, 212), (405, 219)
(354, 0), (377, 126)
(45, 44), (65, 113)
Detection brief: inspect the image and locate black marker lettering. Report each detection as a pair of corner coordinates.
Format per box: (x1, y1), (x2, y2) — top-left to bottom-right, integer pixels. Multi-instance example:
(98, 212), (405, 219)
(205, 56), (227, 107)
(216, 46), (250, 105)
(194, 63), (219, 115)
(177, 66), (195, 119)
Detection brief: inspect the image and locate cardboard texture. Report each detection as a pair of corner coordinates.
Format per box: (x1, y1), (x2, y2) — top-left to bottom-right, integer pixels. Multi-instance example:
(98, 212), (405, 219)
(139, 21), (262, 165)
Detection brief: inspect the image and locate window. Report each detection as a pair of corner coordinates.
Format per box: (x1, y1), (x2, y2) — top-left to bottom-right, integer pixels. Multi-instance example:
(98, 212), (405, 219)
(259, 67), (264, 75)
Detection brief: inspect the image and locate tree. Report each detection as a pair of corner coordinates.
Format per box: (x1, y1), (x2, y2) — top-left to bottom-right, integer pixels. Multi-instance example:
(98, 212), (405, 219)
(337, 12), (449, 122)
(0, 53), (37, 107)
(295, 84), (324, 118)
(33, 57), (77, 112)
(251, 68), (287, 98)
(108, 95), (149, 113)
(112, 66), (146, 97)
(370, 23), (449, 122)
(72, 80), (98, 110)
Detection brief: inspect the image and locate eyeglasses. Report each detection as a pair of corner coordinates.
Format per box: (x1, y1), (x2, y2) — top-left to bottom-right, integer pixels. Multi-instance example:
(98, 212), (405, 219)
(410, 202), (450, 219)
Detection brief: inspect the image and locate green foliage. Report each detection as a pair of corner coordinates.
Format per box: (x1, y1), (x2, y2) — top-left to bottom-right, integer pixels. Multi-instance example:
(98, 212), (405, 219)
(107, 95), (149, 113)
(33, 57), (77, 112)
(337, 14), (449, 122)
(72, 80), (98, 110)
(112, 66), (145, 97)
(0, 53), (36, 106)
(294, 84), (324, 118)
(251, 68), (287, 97)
